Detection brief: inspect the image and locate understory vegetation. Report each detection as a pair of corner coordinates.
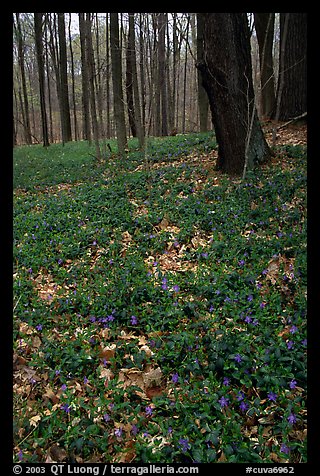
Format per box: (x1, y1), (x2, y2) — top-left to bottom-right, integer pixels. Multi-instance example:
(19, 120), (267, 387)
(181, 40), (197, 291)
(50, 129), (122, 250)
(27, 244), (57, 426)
(13, 132), (307, 463)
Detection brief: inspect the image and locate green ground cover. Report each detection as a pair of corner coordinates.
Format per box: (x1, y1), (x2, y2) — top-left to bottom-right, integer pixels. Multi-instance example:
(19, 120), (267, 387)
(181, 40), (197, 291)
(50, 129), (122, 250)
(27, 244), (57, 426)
(13, 133), (307, 463)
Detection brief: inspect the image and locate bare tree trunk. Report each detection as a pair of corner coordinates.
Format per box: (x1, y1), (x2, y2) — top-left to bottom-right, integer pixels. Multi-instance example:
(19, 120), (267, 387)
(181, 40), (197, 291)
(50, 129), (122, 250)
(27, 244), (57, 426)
(57, 13), (72, 142)
(85, 13), (102, 161)
(34, 13), (49, 147)
(110, 12), (128, 156)
(79, 13), (91, 142)
(14, 13), (32, 144)
(158, 13), (168, 136)
(128, 13), (144, 148)
(68, 13), (79, 141)
(198, 13), (270, 176)
(196, 13), (209, 132)
(254, 13), (276, 119)
(126, 24), (136, 137)
(139, 14), (146, 135)
(273, 13), (307, 121)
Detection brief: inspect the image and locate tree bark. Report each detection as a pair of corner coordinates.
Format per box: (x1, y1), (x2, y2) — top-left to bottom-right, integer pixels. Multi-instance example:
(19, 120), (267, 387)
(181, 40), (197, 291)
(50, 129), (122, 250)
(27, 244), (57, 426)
(128, 13), (144, 148)
(34, 13), (49, 147)
(254, 13), (276, 119)
(198, 13), (271, 176)
(79, 13), (91, 142)
(158, 13), (168, 136)
(110, 12), (128, 156)
(14, 13), (32, 144)
(196, 13), (209, 132)
(57, 13), (72, 142)
(85, 13), (102, 161)
(274, 13), (307, 121)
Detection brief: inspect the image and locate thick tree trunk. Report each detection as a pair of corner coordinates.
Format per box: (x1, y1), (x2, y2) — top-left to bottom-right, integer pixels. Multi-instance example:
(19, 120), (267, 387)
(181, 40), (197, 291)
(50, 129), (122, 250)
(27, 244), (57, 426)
(198, 13), (271, 176)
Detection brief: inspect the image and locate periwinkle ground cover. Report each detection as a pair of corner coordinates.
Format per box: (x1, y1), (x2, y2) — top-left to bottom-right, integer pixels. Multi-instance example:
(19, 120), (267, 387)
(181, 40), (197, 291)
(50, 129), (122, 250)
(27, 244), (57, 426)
(13, 134), (307, 463)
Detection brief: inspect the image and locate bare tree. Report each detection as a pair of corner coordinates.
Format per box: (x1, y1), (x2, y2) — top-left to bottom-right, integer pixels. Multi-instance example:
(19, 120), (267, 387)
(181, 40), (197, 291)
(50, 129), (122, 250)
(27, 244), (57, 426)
(79, 13), (91, 142)
(110, 12), (128, 156)
(34, 13), (49, 147)
(128, 13), (144, 148)
(198, 13), (270, 175)
(254, 13), (276, 119)
(57, 13), (72, 142)
(273, 13), (307, 121)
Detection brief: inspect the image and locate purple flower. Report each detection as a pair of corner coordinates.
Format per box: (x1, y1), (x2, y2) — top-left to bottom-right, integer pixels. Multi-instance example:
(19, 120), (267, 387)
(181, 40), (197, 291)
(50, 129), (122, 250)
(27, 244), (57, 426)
(238, 260), (245, 266)
(289, 379), (297, 390)
(61, 384), (67, 391)
(131, 424), (138, 436)
(27, 267), (33, 273)
(247, 294), (253, 302)
(84, 376), (89, 384)
(103, 413), (111, 422)
(287, 413), (297, 425)
(36, 324), (43, 331)
(161, 278), (168, 290)
(61, 403), (71, 413)
(178, 438), (191, 453)
(280, 443), (290, 455)
(234, 354), (242, 363)
(145, 405), (153, 417)
(172, 373), (179, 384)
(239, 401), (249, 412)
(218, 396), (229, 408)
(172, 285), (180, 293)
(267, 391), (277, 402)
(236, 391), (245, 401)
(130, 315), (138, 325)
(18, 450), (23, 461)
(58, 259), (63, 265)
(287, 340), (294, 350)
(290, 325), (298, 334)
(222, 377), (230, 386)
(114, 427), (123, 438)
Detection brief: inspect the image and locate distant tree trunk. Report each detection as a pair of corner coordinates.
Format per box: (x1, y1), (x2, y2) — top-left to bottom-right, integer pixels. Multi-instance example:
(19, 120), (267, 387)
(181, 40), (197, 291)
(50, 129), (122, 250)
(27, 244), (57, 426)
(139, 14), (146, 135)
(128, 13), (144, 148)
(44, 21), (54, 143)
(85, 13), (102, 161)
(126, 24), (137, 137)
(158, 13), (168, 136)
(68, 13), (79, 141)
(79, 13), (91, 142)
(105, 14), (112, 139)
(254, 13), (276, 119)
(198, 13), (270, 176)
(196, 14), (210, 132)
(57, 13), (72, 142)
(34, 13), (49, 147)
(110, 12), (128, 156)
(274, 13), (307, 121)
(14, 13), (32, 144)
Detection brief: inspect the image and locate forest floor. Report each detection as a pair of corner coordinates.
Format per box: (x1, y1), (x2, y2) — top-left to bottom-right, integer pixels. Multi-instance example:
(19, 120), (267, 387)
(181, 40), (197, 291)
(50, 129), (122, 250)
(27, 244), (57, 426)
(13, 124), (307, 464)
